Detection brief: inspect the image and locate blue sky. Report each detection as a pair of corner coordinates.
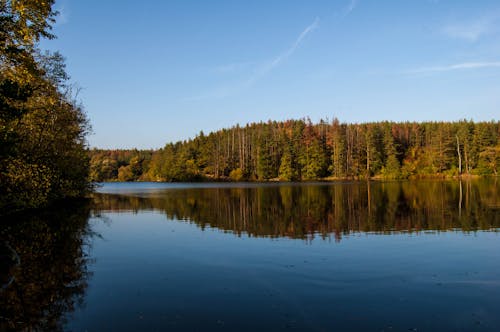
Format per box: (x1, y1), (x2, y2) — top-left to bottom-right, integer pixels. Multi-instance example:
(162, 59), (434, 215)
(41, 0), (500, 149)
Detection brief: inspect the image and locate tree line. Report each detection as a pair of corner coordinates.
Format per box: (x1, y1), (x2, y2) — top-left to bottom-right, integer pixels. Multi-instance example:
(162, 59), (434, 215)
(1, 1), (90, 211)
(90, 119), (500, 182)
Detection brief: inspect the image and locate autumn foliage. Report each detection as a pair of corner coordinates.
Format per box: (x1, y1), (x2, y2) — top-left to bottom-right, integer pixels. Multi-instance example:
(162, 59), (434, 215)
(89, 119), (499, 182)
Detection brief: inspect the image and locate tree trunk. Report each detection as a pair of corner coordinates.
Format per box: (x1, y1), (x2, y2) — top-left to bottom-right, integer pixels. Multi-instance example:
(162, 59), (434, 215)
(456, 135), (462, 175)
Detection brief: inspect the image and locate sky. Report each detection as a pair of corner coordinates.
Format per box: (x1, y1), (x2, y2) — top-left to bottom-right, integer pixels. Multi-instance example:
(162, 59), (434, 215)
(41, 0), (500, 149)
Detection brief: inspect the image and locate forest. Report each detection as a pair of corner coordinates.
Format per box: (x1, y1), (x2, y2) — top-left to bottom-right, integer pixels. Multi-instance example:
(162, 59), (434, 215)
(89, 119), (500, 182)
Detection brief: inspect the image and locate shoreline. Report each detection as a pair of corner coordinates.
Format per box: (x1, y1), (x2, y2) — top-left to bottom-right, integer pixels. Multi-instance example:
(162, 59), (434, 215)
(95, 174), (495, 184)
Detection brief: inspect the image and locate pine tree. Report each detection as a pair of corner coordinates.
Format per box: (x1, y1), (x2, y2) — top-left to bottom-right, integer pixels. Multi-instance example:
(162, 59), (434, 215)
(278, 148), (297, 181)
(381, 124), (401, 179)
(328, 120), (347, 178)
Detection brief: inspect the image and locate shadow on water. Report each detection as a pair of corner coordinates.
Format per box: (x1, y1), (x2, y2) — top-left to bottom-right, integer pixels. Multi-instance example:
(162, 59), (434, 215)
(93, 180), (500, 241)
(0, 200), (93, 332)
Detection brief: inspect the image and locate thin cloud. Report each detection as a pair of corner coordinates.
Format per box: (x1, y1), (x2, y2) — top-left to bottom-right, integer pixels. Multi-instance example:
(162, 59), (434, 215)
(442, 15), (499, 41)
(246, 17), (320, 85)
(407, 61), (500, 74)
(185, 18), (320, 101)
(54, 2), (70, 26)
(343, 0), (358, 17)
(443, 22), (490, 42)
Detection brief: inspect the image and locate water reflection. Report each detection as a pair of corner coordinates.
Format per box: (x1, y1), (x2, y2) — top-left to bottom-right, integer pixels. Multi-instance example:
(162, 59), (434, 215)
(0, 201), (92, 332)
(2, 181), (498, 331)
(93, 180), (500, 241)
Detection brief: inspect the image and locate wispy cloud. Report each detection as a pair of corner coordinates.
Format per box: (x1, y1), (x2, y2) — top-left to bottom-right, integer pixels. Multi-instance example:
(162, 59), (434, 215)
(443, 22), (490, 42)
(343, 0), (358, 17)
(185, 18), (320, 101)
(442, 15), (499, 41)
(246, 17), (320, 85)
(54, 2), (70, 26)
(407, 61), (500, 74)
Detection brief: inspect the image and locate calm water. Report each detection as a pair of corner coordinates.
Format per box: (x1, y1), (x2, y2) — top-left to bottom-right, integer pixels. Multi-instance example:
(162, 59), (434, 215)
(1, 180), (500, 331)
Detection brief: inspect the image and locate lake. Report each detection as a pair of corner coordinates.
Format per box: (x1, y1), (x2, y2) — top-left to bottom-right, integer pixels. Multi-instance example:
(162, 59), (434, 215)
(1, 180), (500, 331)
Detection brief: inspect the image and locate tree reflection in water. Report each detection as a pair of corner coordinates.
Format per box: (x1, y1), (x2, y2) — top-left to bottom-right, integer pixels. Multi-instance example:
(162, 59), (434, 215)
(0, 200), (93, 332)
(93, 180), (500, 241)
(1, 181), (498, 330)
